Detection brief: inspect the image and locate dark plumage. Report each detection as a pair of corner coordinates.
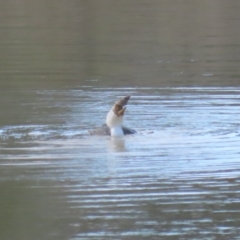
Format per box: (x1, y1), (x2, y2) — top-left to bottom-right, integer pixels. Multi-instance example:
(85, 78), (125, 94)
(89, 124), (136, 136)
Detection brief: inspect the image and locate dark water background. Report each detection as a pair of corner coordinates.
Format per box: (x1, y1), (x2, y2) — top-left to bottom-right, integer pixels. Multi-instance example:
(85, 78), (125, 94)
(1, 1), (240, 239)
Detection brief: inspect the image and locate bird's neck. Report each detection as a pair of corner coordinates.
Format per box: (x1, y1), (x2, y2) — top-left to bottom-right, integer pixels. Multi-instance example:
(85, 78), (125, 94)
(110, 126), (124, 137)
(106, 109), (124, 136)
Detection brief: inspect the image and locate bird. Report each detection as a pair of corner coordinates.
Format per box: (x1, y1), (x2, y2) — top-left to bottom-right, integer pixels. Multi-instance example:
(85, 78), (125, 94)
(89, 95), (136, 136)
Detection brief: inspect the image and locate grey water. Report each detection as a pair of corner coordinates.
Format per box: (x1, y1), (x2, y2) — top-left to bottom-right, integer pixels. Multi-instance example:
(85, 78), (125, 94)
(1, 1), (240, 240)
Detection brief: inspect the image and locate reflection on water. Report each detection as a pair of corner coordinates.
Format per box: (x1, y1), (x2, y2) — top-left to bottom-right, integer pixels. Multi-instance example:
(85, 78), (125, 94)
(1, 87), (240, 239)
(108, 137), (126, 152)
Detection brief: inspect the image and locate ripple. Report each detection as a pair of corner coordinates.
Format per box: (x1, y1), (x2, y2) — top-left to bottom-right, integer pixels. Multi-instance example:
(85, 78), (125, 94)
(1, 87), (240, 239)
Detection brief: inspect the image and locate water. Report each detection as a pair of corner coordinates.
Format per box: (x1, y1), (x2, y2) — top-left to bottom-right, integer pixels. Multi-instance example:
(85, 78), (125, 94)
(1, 87), (240, 239)
(1, 1), (240, 240)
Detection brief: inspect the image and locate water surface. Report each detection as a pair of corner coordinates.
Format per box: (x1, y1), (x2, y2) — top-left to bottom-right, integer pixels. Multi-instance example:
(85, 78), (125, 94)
(1, 87), (240, 240)
(1, 0), (240, 239)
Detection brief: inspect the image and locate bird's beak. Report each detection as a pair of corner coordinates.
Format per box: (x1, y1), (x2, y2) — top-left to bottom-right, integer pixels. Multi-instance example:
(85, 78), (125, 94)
(116, 95), (130, 107)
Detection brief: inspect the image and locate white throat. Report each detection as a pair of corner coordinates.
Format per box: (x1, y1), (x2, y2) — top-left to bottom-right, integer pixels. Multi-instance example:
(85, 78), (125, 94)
(106, 108), (124, 136)
(110, 126), (124, 137)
